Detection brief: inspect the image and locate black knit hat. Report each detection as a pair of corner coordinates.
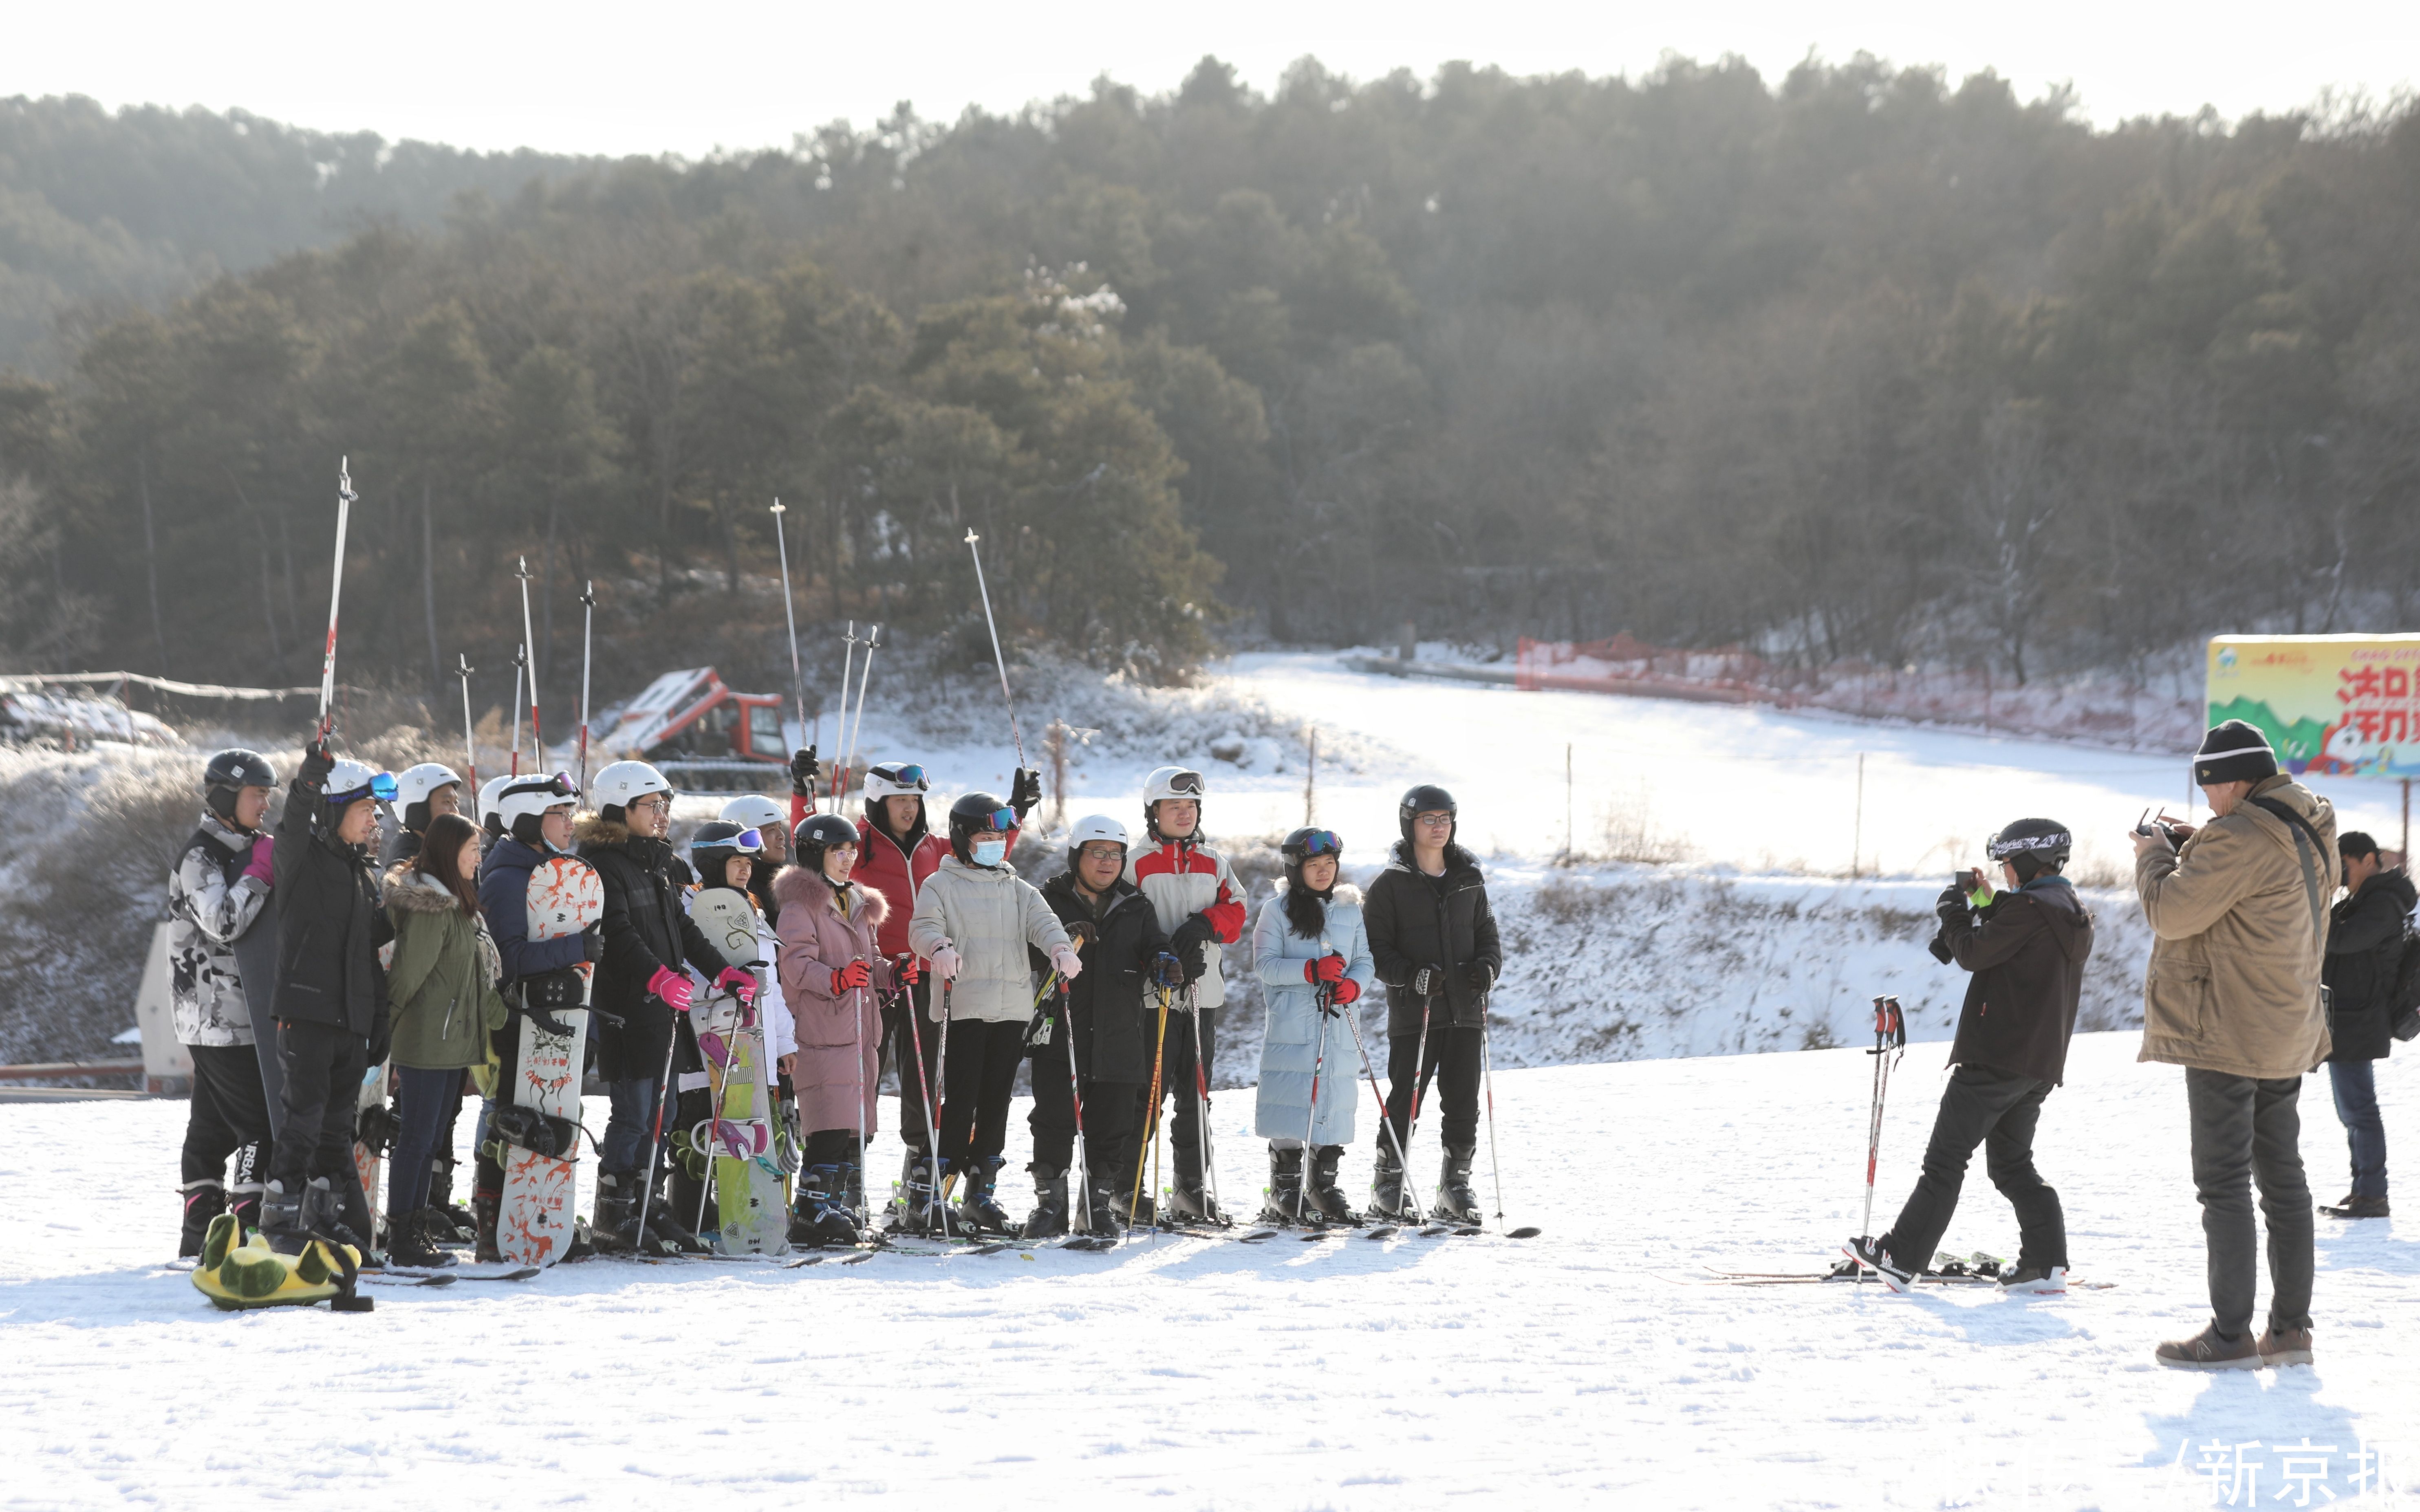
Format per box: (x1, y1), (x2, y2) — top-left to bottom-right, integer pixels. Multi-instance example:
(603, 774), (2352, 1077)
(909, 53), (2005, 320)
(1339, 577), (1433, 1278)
(2194, 720), (2279, 786)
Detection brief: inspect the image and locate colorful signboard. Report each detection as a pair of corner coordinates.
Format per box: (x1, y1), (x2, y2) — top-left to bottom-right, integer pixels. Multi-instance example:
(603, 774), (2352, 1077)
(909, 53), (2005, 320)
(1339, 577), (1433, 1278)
(2206, 634), (2420, 778)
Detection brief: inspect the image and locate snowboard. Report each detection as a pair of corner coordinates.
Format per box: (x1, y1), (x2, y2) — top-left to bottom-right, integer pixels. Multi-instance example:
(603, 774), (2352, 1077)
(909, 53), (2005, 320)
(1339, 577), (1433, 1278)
(353, 1061), (389, 1250)
(688, 886), (788, 1256)
(496, 856), (601, 1268)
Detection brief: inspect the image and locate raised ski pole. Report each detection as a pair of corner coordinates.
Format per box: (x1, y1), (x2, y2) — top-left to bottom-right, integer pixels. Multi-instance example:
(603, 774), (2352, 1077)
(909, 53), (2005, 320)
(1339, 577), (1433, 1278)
(846, 623), (879, 780)
(514, 556), (544, 770)
(833, 621), (859, 808)
(313, 458), (358, 743)
(1058, 978), (1092, 1235)
(963, 529), (1029, 769)
(1184, 985), (1225, 1223)
(454, 654), (479, 797)
(576, 581), (596, 794)
(769, 501), (813, 815)
(1132, 984), (1173, 1233)
(508, 646), (526, 778)
(1858, 994), (1908, 1255)
(1338, 979), (1426, 1225)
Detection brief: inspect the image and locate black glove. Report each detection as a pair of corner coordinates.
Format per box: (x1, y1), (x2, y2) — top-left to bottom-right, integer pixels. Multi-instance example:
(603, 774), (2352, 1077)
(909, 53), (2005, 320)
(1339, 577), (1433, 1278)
(1150, 951), (1186, 989)
(300, 741), (335, 789)
(1066, 918), (1098, 952)
(1412, 964), (1443, 997)
(366, 1017), (392, 1070)
(1168, 913), (1215, 985)
(1009, 767), (1044, 820)
(1465, 961), (1495, 992)
(1935, 884), (1971, 928)
(789, 746), (819, 798)
(582, 923), (605, 963)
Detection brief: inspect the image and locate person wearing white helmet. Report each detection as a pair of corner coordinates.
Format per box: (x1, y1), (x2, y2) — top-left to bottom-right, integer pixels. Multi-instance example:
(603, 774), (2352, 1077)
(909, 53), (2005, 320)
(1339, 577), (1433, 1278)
(476, 773), (513, 844)
(381, 762), (465, 868)
(1026, 814), (1184, 1239)
(258, 741), (398, 1257)
(1124, 765), (1247, 1222)
(719, 793), (791, 925)
(466, 770), (595, 1259)
(578, 759), (738, 1251)
(853, 761), (949, 1182)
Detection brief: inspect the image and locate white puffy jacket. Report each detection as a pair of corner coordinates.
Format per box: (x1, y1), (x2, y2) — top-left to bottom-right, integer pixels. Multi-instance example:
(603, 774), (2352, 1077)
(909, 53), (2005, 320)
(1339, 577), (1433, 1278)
(908, 856), (1071, 1023)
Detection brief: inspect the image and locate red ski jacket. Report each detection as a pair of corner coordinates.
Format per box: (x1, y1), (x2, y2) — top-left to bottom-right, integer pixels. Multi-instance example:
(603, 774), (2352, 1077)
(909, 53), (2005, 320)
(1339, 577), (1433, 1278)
(855, 814), (948, 960)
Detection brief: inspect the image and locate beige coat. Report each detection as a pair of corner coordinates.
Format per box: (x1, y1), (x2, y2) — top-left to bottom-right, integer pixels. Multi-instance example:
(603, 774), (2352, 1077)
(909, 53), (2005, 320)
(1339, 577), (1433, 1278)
(2136, 773), (2338, 1079)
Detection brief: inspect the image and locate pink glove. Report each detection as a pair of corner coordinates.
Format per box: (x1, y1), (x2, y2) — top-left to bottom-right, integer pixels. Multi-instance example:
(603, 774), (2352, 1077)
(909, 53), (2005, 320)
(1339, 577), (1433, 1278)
(930, 945), (962, 981)
(1052, 944), (1084, 981)
(646, 965), (693, 1013)
(714, 966), (757, 1006)
(242, 836), (275, 887)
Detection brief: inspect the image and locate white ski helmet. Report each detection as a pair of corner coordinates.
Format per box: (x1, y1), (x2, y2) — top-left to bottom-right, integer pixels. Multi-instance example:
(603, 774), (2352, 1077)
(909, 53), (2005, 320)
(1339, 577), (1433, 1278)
(862, 761), (931, 802)
(477, 774), (513, 833)
(591, 759), (672, 816)
(395, 762), (461, 816)
(719, 794), (786, 833)
(1067, 814), (1129, 856)
(498, 772), (580, 843)
(323, 757), (396, 808)
(1142, 765), (1206, 840)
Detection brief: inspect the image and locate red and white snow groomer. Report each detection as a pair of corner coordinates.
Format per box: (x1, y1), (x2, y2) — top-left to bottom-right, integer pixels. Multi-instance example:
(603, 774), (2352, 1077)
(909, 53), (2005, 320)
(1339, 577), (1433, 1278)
(591, 668), (796, 790)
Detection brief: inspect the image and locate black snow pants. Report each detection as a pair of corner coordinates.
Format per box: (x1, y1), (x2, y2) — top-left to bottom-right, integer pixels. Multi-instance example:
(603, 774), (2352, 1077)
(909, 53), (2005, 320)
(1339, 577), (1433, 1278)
(182, 1042), (275, 1206)
(1881, 1064), (2066, 1273)
(936, 1019), (1025, 1169)
(1382, 1024), (1483, 1155)
(269, 1018), (367, 1189)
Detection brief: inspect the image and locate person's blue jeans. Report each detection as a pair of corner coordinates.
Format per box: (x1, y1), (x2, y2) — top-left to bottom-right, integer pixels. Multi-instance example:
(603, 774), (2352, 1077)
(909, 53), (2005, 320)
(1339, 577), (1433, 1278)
(388, 1065), (462, 1216)
(601, 1076), (664, 1177)
(2327, 1058), (2389, 1200)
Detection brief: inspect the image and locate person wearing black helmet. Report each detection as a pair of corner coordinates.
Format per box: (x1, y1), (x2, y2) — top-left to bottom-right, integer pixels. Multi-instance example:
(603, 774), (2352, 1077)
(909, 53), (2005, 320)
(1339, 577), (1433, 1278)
(1252, 826), (1376, 1225)
(772, 812), (895, 1245)
(167, 748), (281, 1254)
(905, 791), (1079, 1233)
(1844, 818), (2094, 1295)
(1362, 783), (1501, 1222)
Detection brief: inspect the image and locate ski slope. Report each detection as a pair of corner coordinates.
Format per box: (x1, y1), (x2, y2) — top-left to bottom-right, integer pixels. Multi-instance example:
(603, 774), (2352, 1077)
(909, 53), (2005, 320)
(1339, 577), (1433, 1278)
(3, 1032), (2413, 1509)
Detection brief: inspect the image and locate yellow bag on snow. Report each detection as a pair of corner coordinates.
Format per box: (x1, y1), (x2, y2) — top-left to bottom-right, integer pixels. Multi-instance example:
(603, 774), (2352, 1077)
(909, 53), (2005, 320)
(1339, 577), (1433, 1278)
(189, 1213), (366, 1312)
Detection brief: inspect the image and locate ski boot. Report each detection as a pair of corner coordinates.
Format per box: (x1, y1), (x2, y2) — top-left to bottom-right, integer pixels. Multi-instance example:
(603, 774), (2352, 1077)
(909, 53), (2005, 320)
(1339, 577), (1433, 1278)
(425, 1156), (477, 1243)
(388, 1208), (459, 1269)
(1023, 1166), (1070, 1239)
(1168, 1183), (1223, 1224)
(644, 1177), (710, 1254)
(789, 1164), (860, 1247)
(1997, 1263), (2068, 1294)
(1309, 1145), (1359, 1225)
(592, 1170), (643, 1254)
(893, 1151), (950, 1235)
(269, 1174), (363, 1258)
(1841, 1235), (1917, 1294)
(1434, 1144), (1481, 1224)
(179, 1179), (227, 1258)
(258, 1179), (305, 1255)
(1259, 1147), (1311, 1226)
(959, 1156), (1014, 1234)
(1083, 1173), (1126, 1241)
(1366, 1142), (1413, 1221)
(472, 1184), (503, 1264)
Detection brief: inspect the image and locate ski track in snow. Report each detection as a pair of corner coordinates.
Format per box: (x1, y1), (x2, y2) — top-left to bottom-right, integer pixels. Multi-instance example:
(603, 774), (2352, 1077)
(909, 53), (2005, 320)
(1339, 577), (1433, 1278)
(4, 1034), (2415, 1509)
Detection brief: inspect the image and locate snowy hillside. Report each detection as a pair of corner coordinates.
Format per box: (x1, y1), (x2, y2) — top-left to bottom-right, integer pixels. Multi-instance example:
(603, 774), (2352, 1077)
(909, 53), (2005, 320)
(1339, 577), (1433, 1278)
(2, 1032), (2411, 1509)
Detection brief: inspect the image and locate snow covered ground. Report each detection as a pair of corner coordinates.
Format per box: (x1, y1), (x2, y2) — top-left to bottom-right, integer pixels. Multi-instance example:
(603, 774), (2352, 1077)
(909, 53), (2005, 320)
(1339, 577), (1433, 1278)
(4, 1031), (2414, 1509)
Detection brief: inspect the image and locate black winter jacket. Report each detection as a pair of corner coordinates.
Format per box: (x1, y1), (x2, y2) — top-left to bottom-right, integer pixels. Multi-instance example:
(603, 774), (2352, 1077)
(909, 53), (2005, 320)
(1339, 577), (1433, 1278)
(579, 814), (721, 1083)
(270, 764), (393, 1045)
(1364, 841), (1502, 1036)
(2323, 867), (2414, 1063)
(1942, 876), (2094, 1085)
(1035, 871), (1169, 1085)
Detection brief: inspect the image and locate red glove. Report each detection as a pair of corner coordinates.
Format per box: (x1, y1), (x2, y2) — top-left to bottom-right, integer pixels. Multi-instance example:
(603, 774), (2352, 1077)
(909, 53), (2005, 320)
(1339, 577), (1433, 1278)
(1305, 953), (1347, 985)
(714, 966), (757, 1006)
(895, 954), (922, 985)
(832, 960), (871, 994)
(1333, 977), (1361, 1006)
(242, 836), (275, 887)
(646, 966), (693, 1013)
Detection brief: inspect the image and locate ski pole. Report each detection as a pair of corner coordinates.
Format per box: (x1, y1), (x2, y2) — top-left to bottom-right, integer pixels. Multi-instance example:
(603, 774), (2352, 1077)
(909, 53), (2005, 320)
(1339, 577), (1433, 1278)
(1399, 982), (1437, 1215)
(833, 621), (859, 809)
(692, 986), (744, 1241)
(633, 1012), (683, 1252)
(843, 623), (879, 790)
(577, 580), (595, 795)
(514, 556), (544, 769)
(1338, 981), (1426, 1224)
(1860, 994), (1906, 1246)
(895, 969), (941, 1235)
(1132, 984), (1171, 1230)
(962, 529), (1029, 768)
(1298, 980), (1333, 1224)
(1058, 978), (1090, 1235)
(1480, 1003), (1506, 1234)
(508, 645), (526, 778)
(932, 975), (954, 1237)
(313, 458), (357, 743)
(850, 954), (868, 1229)
(454, 654), (478, 797)
(1184, 985), (1223, 1224)
(769, 500), (809, 782)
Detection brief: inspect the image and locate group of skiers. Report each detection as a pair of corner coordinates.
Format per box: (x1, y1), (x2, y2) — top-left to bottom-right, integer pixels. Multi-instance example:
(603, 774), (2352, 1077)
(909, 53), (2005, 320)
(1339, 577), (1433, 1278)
(169, 735), (1507, 1267)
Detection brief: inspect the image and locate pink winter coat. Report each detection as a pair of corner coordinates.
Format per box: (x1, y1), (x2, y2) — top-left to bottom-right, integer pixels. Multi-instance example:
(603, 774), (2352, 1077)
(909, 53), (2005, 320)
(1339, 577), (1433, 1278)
(772, 866), (893, 1137)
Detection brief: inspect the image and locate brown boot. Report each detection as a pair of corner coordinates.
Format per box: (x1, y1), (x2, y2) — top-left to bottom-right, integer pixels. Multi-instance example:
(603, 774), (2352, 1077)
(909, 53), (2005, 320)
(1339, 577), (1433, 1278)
(2155, 1324), (2262, 1371)
(2319, 1194), (2389, 1218)
(2257, 1325), (2315, 1367)
(473, 1185), (502, 1264)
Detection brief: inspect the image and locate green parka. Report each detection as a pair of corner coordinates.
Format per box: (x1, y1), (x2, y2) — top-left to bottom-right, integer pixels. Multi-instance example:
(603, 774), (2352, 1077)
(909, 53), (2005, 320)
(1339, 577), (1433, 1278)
(382, 863), (509, 1071)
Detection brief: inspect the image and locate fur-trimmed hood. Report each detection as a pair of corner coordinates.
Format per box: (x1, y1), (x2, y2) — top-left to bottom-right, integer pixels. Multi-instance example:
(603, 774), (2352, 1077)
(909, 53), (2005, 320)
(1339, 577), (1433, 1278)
(575, 812), (628, 847)
(770, 863), (890, 925)
(383, 861), (467, 914)
(1272, 877), (1364, 906)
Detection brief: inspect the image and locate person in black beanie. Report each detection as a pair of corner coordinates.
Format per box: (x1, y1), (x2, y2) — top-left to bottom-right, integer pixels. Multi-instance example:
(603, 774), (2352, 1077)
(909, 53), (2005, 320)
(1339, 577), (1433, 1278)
(1846, 819), (2093, 1293)
(2138, 718), (2336, 1371)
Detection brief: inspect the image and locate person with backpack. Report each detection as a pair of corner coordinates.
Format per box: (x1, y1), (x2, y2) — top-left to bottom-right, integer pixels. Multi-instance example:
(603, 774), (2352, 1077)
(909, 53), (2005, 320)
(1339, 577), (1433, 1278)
(1028, 815), (1179, 1239)
(2318, 830), (2412, 1220)
(380, 812), (508, 1267)
(2137, 720), (2337, 1371)
(1252, 826), (1376, 1226)
(168, 748), (280, 1254)
(1843, 819), (2094, 1293)
(258, 744), (397, 1257)
(906, 792), (1080, 1234)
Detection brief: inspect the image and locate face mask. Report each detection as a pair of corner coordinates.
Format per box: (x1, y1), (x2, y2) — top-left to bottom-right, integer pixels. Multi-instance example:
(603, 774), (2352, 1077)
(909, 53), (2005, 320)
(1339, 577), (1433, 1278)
(972, 837), (1007, 868)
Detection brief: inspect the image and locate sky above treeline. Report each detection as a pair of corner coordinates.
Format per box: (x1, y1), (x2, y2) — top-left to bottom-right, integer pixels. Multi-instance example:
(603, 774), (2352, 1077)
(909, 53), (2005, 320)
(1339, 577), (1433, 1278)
(12, 0), (2419, 158)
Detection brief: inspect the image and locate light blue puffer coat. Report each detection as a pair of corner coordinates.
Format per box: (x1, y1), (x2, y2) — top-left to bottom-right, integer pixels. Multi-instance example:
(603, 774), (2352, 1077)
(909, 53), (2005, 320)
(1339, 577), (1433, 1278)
(1252, 883), (1377, 1145)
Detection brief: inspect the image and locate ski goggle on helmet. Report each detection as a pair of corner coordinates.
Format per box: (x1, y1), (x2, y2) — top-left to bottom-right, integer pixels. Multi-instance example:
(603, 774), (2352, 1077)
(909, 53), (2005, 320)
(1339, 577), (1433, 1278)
(325, 759), (398, 806)
(864, 762), (930, 798)
(1283, 828), (1343, 861)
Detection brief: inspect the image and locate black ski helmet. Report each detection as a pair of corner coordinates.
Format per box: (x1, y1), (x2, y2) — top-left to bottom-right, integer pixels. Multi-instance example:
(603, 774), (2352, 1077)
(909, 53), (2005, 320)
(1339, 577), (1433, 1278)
(948, 790), (1015, 865)
(1280, 826), (1344, 887)
(688, 820), (763, 885)
(1397, 783), (1458, 846)
(1987, 818), (2072, 882)
(202, 748), (277, 825)
(795, 813), (861, 878)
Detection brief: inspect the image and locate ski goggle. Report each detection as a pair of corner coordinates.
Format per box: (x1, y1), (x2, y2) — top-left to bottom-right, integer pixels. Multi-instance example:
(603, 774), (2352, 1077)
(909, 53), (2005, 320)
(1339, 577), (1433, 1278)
(872, 763), (929, 791)
(505, 772), (580, 802)
(1289, 830), (1343, 858)
(701, 827), (765, 856)
(333, 772), (401, 804)
(972, 807), (1016, 833)
(1159, 769), (1206, 797)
